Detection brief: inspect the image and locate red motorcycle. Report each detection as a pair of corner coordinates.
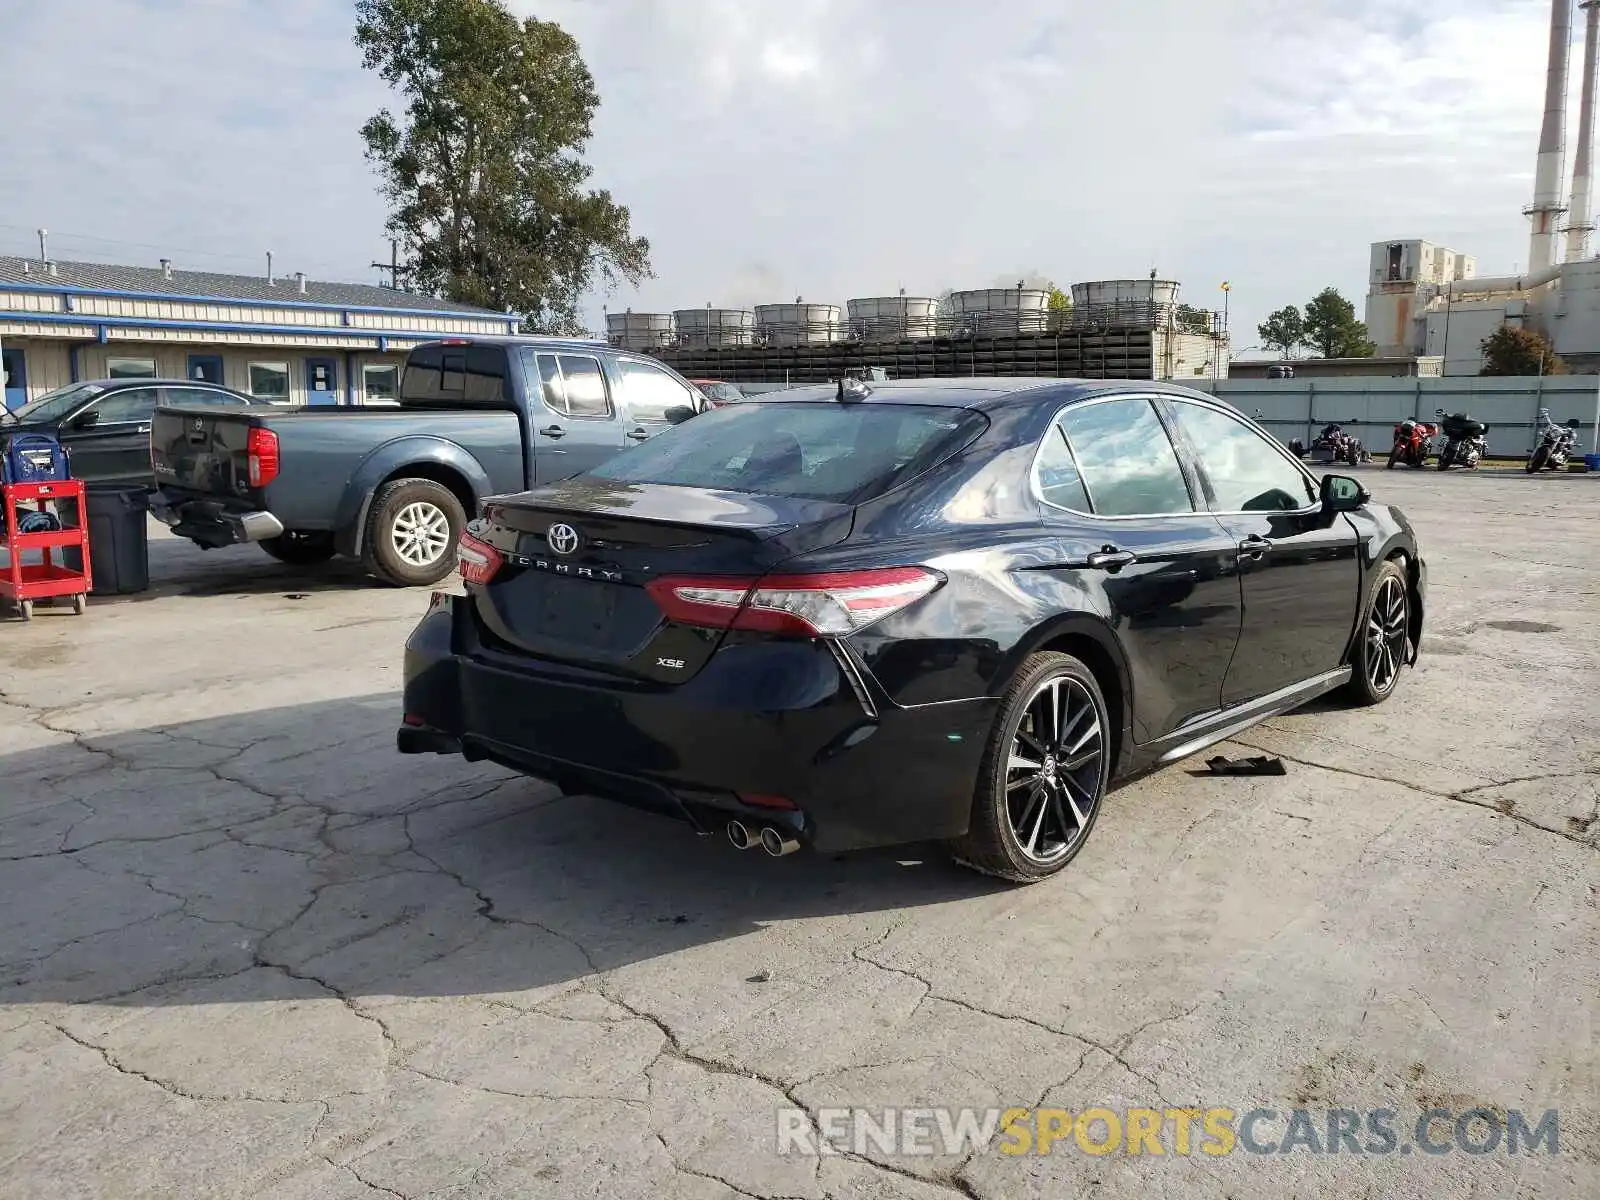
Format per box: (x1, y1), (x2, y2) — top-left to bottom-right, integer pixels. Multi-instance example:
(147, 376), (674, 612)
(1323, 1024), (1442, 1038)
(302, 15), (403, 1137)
(1386, 417), (1437, 469)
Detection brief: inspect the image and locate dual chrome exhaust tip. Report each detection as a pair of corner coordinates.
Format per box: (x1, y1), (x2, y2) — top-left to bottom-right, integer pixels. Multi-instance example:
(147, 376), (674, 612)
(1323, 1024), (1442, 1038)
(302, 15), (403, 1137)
(726, 819), (799, 858)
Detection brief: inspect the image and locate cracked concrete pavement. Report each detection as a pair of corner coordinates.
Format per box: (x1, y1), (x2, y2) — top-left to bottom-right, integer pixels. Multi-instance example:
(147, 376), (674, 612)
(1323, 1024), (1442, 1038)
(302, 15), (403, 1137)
(0, 470), (1595, 1198)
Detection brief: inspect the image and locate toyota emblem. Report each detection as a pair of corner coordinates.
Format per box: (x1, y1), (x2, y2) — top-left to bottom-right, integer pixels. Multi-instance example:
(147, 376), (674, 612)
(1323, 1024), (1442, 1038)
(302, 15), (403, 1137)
(547, 523), (581, 556)
(193, 417), (204, 432)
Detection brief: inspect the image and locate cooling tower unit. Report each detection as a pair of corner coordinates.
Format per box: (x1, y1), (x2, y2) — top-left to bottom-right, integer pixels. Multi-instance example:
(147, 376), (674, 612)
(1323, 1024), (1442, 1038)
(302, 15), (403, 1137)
(950, 288), (1050, 337)
(847, 295), (940, 341)
(1070, 279), (1182, 330)
(673, 307), (756, 349)
(754, 302), (844, 347)
(605, 310), (674, 350)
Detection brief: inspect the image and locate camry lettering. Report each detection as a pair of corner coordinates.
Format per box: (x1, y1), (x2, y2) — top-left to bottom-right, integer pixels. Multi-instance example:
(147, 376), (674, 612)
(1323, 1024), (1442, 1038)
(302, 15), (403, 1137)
(503, 554), (622, 582)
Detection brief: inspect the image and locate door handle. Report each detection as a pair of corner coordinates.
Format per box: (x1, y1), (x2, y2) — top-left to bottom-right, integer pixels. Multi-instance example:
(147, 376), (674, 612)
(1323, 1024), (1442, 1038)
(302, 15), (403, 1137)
(1239, 534), (1272, 562)
(625, 428), (651, 442)
(538, 424), (566, 439)
(1084, 547), (1138, 572)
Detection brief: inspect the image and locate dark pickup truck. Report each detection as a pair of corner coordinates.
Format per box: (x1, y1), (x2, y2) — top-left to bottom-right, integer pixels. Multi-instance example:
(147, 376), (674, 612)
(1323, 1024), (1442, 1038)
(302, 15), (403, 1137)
(150, 336), (705, 585)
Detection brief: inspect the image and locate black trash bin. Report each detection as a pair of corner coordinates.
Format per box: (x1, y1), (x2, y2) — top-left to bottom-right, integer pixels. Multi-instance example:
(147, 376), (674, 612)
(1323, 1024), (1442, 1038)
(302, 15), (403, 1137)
(63, 485), (150, 595)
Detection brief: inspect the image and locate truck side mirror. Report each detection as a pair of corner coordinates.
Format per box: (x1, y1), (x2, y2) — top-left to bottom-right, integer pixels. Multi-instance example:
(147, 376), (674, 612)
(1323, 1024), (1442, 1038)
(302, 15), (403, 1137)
(71, 409), (101, 430)
(663, 405), (696, 425)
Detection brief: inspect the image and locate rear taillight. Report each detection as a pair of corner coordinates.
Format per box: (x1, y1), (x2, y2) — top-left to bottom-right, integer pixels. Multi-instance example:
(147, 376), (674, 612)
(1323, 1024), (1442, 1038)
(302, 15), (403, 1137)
(647, 567), (940, 638)
(246, 427), (279, 488)
(456, 530), (504, 586)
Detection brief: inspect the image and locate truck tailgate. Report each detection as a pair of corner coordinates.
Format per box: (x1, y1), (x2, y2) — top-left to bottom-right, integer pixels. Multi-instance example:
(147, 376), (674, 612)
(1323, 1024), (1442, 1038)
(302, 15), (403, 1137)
(151, 407), (258, 498)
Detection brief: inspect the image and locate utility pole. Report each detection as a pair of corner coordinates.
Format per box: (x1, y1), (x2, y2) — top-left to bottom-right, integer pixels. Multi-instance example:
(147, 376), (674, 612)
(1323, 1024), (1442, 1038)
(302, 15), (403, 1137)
(371, 240), (404, 290)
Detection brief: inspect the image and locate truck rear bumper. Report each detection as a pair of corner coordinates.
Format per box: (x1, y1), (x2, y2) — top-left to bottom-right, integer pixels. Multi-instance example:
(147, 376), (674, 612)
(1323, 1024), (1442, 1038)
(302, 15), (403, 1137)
(150, 494), (284, 548)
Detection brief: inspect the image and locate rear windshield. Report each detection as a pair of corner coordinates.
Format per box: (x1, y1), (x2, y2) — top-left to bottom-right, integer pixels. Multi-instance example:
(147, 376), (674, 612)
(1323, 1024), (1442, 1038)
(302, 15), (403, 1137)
(400, 344), (510, 407)
(586, 401), (987, 502)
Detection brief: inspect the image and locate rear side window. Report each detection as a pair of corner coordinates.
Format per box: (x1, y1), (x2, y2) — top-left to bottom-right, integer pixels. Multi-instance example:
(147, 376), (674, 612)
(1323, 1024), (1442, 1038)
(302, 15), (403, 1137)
(587, 402), (987, 502)
(400, 344), (509, 407)
(1058, 398), (1193, 516)
(530, 352), (612, 418)
(1034, 425), (1091, 511)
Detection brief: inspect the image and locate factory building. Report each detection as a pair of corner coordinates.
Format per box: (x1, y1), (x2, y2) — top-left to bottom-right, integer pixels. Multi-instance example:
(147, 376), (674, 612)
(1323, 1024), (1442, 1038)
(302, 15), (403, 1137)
(1369, 0), (1600, 374)
(611, 279), (1228, 383)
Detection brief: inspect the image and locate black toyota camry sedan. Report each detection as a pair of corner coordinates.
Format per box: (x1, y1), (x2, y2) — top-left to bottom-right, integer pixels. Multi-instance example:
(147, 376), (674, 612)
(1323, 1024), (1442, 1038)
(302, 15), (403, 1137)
(399, 379), (1424, 882)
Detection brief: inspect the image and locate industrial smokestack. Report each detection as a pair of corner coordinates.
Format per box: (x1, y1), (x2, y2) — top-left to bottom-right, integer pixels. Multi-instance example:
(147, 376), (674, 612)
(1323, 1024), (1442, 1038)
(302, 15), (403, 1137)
(1529, 0), (1574, 273)
(1566, 0), (1600, 261)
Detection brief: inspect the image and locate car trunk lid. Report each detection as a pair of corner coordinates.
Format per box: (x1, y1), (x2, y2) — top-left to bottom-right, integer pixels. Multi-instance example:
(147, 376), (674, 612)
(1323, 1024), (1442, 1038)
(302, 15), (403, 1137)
(468, 477), (854, 682)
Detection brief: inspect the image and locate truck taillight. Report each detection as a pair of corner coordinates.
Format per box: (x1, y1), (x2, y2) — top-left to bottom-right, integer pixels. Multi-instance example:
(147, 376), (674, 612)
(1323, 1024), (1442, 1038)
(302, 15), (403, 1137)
(456, 530), (504, 586)
(246, 427), (280, 488)
(646, 567), (941, 637)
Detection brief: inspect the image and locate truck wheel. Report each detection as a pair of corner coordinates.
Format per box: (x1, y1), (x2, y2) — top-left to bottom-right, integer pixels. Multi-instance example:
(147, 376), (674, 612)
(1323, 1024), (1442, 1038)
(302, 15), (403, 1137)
(362, 478), (465, 587)
(260, 532), (337, 565)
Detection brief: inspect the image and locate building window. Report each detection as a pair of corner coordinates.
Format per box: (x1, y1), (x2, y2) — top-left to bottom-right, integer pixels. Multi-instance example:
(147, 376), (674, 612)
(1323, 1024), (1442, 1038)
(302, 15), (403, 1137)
(248, 361), (291, 400)
(362, 363), (399, 402)
(106, 357), (157, 379)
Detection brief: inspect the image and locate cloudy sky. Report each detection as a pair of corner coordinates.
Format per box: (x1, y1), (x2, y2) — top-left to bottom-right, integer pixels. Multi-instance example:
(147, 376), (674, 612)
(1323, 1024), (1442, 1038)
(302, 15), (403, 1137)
(0, 0), (1576, 348)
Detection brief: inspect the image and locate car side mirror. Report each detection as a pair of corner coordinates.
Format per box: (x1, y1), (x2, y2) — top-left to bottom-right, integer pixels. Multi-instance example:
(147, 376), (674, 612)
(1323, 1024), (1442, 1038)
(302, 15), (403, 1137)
(1320, 473), (1367, 513)
(70, 409), (100, 430)
(663, 405), (697, 425)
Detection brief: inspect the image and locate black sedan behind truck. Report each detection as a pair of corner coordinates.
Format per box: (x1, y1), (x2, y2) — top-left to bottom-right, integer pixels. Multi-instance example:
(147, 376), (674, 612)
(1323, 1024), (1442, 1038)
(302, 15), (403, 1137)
(149, 337), (705, 585)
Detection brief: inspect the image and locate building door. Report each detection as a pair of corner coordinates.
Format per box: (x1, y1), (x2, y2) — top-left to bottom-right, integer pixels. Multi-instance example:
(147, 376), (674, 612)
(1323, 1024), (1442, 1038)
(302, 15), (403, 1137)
(305, 357), (340, 406)
(2, 347), (26, 411)
(187, 354), (225, 385)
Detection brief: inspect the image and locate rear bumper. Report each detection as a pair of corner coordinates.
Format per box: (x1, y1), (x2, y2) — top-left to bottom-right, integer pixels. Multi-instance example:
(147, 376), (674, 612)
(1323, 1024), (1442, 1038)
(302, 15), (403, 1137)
(398, 595), (995, 853)
(150, 492), (284, 547)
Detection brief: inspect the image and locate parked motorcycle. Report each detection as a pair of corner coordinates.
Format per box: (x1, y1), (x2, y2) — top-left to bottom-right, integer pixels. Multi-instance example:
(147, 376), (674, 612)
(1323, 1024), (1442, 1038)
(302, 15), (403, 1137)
(1526, 408), (1581, 473)
(1309, 423), (1365, 467)
(1387, 417), (1439, 469)
(1435, 409), (1489, 470)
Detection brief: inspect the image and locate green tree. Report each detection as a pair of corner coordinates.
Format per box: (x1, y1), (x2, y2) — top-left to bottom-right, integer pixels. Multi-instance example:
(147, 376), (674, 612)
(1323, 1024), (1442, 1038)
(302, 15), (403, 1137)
(355, 0), (651, 333)
(1047, 285), (1072, 312)
(1480, 324), (1565, 376)
(1175, 304), (1212, 334)
(1301, 287), (1374, 358)
(1257, 306), (1306, 356)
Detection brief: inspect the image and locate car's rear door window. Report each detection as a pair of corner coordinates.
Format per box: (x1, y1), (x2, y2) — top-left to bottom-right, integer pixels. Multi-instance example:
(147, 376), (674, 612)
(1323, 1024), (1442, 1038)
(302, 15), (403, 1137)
(1058, 397), (1193, 516)
(1166, 400), (1316, 512)
(557, 355), (612, 418)
(587, 401), (987, 502)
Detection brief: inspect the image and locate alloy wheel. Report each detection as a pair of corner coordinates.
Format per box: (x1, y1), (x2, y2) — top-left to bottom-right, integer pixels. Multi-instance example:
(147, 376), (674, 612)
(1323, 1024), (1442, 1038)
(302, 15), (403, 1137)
(1004, 675), (1105, 864)
(1366, 576), (1408, 694)
(391, 501), (451, 567)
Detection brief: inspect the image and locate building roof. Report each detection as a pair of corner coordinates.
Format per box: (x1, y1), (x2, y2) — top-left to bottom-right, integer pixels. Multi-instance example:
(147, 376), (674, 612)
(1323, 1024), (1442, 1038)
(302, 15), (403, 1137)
(0, 255), (505, 317)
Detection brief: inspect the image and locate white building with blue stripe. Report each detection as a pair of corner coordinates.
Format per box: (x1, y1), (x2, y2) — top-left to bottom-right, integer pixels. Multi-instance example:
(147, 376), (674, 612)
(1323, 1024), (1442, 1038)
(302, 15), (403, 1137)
(0, 255), (515, 410)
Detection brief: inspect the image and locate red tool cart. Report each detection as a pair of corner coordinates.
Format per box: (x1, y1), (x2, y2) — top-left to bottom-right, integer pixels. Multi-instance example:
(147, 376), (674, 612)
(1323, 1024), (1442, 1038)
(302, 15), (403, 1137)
(0, 479), (91, 620)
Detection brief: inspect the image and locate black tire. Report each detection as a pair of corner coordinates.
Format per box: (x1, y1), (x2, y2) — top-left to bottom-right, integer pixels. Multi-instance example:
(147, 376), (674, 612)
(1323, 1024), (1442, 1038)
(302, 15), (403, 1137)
(260, 532), (337, 565)
(948, 652), (1112, 883)
(361, 477), (466, 587)
(1342, 559), (1410, 707)
(1386, 446), (1401, 469)
(1528, 446), (1550, 474)
(1437, 442), (1454, 470)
